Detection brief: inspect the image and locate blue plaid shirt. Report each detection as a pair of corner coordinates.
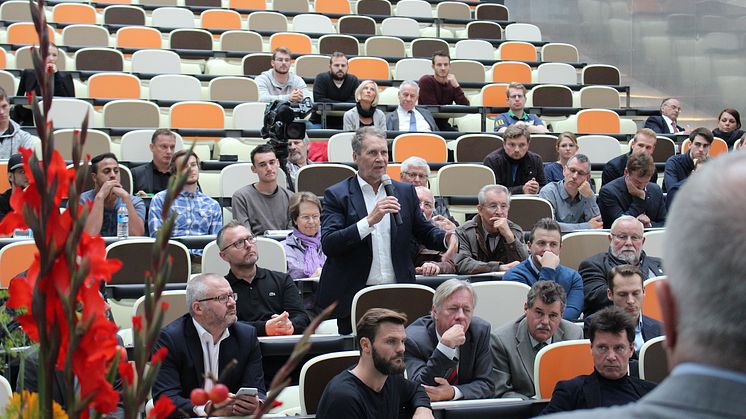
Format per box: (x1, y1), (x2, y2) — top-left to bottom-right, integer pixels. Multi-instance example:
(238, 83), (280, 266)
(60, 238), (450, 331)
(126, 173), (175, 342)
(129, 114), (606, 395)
(147, 188), (222, 255)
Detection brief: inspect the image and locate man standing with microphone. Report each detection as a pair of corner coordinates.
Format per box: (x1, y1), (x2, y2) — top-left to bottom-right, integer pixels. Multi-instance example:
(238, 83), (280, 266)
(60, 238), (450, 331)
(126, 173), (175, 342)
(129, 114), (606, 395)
(317, 127), (456, 334)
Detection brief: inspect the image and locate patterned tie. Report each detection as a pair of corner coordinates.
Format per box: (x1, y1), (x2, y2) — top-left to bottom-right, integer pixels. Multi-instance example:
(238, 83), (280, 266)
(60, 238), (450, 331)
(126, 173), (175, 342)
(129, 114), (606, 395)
(409, 110), (417, 131)
(671, 121), (677, 133)
(534, 341), (548, 353)
(447, 367), (459, 385)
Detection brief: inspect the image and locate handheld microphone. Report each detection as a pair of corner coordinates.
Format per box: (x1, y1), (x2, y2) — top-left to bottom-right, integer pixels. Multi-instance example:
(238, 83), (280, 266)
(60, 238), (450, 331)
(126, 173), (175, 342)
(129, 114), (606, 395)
(381, 174), (403, 226)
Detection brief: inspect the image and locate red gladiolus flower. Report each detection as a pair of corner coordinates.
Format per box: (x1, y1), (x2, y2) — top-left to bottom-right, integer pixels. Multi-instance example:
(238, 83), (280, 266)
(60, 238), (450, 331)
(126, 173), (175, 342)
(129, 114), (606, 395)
(118, 359), (134, 386)
(151, 347), (168, 364)
(148, 395), (176, 419)
(161, 301), (170, 311)
(270, 400), (284, 409)
(132, 316), (143, 332)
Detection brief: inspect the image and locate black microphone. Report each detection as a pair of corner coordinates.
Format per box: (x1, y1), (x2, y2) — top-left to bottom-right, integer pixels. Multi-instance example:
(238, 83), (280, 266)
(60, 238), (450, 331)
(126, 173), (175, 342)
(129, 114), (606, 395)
(381, 174), (403, 226)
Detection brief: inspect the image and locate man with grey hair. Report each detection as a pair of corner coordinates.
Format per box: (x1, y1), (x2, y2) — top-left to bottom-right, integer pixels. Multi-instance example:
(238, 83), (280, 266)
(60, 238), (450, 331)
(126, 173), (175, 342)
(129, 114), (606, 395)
(317, 126), (454, 334)
(644, 97), (687, 134)
(453, 184), (528, 274)
(285, 134), (312, 189)
(400, 156), (454, 222)
(491, 280), (583, 399)
(385, 81), (438, 132)
(153, 273), (266, 417)
(579, 215), (664, 317)
(405, 279), (495, 400)
(546, 138), (746, 419)
(539, 153), (603, 232)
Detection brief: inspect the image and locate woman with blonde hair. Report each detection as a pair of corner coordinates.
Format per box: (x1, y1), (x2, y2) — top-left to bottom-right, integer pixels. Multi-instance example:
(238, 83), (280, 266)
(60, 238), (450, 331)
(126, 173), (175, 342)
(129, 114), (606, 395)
(343, 80), (386, 131)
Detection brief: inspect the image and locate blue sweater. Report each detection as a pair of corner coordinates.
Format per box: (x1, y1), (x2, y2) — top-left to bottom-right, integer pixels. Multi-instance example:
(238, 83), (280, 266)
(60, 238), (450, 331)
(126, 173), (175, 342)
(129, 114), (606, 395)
(503, 258), (584, 321)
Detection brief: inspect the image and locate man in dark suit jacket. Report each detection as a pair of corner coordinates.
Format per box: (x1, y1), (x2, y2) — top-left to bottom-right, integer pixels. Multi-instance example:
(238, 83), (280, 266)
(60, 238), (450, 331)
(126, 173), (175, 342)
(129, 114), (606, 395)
(405, 279), (494, 400)
(663, 127), (713, 191)
(317, 127), (452, 334)
(385, 80), (439, 132)
(601, 128), (659, 186)
(579, 216), (664, 317)
(153, 274), (266, 418)
(483, 125), (546, 195)
(643, 98), (686, 134)
(598, 152), (666, 229)
(544, 307), (656, 414)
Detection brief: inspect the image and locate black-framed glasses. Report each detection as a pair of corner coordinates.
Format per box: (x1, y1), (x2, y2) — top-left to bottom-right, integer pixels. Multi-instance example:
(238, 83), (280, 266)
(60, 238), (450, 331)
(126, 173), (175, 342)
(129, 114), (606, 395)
(197, 293), (238, 304)
(220, 235), (257, 251)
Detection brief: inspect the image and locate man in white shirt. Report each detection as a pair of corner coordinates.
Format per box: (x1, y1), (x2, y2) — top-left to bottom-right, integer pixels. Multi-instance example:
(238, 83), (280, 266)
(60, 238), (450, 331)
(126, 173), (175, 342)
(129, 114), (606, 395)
(385, 81), (439, 132)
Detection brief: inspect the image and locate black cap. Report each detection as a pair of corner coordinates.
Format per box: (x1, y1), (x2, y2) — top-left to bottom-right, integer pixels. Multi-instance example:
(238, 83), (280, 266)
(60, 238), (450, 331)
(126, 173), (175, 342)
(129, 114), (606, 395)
(7, 153), (23, 174)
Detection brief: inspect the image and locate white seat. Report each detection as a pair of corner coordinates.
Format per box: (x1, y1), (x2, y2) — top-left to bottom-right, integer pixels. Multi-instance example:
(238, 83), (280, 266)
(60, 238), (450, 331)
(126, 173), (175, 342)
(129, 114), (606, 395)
(219, 163), (287, 200)
(148, 74), (202, 101)
(454, 39), (495, 60)
(472, 281), (531, 327)
(0, 374), (11, 411)
(504, 23), (542, 42)
(132, 49), (182, 74)
(293, 13), (335, 34)
(393, 58), (431, 81)
(327, 132), (355, 163)
(535, 63), (577, 84)
(151, 7), (195, 28)
(577, 135), (622, 164)
(395, 0), (433, 17)
(0, 70), (17, 96)
(642, 229), (665, 259)
(120, 130), (184, 161)
(256, 237), (288, 273)
(232, 102), (268, 130)
(560, 231), (611, 271)
(380, 17), (420, 37)
(202, 240), (230, 276)
(44, 98), (95, 129)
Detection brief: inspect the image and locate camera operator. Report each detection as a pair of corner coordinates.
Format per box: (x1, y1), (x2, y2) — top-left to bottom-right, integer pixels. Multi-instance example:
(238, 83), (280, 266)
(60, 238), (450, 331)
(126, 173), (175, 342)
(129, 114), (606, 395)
(261, 99), (314, 191)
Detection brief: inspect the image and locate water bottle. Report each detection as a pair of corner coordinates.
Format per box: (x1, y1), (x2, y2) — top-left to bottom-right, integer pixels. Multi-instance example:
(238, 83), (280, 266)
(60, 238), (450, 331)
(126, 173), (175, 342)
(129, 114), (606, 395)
(117, 203), (129, 239)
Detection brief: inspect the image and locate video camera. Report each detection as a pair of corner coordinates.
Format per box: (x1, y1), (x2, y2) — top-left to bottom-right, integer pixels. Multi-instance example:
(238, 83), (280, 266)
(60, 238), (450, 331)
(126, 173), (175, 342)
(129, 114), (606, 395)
(261, 98), (314, 188)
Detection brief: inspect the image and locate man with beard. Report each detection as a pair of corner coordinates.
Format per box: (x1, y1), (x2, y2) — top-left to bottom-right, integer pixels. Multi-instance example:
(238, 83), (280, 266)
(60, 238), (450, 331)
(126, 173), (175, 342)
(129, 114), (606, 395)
(309, 52), (359, 129)
(217, 221), (309, 336)
(285, 134), (312, 190)
(405, 279), (494, 400)
(153, 274), (266, 417)
(539, 153), (603, 232)
(417, 51), (470, 131)
(316, 308), (434, 419)
(0, 153), (29, 222)
(579, 216), (664, 317)
(256, 47), (310, 103)
(483, 125), (547, 194)
(663, 127), (713, 191)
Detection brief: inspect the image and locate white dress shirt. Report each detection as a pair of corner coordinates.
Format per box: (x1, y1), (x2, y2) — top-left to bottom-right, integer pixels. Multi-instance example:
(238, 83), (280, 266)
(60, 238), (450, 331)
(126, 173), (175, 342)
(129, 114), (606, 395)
(192, 318), (231, 415)
(396, 106), (432, 132)
(355, 175), (396, 285)
(436, 329), (463, 400)
(662, 115), (678, 133)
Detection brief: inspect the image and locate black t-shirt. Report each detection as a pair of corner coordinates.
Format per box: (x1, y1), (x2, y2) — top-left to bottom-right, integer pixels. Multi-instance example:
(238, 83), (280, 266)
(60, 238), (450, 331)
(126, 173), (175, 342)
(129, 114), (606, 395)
(0, 189), (12, 222)
(316, 369), (431, 419)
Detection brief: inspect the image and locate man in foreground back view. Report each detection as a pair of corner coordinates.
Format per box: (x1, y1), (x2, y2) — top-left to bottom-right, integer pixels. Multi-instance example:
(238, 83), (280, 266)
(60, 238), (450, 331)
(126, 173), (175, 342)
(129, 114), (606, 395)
(546, 151), (746, 418)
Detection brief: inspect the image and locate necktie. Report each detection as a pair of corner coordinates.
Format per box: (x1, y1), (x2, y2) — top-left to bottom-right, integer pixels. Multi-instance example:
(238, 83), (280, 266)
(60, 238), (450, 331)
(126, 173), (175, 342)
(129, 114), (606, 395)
(447, 367), (459, 385)
(534, 341), (548, 352)
(671, 121), (677, 133)
(409, 110), (417, 131)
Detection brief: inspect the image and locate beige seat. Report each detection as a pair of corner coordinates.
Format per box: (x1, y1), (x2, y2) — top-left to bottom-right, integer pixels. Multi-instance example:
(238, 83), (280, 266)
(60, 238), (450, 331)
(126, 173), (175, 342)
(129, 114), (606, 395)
(294, 55), (330, 79)
(247, 11), (288, 32)
(540, 43), (579, 62)
(209, 77), (259, 102)
(219, 31), (263, 53)
(436, 164), (495, 196)
(579, 85), (621, 108)
(639, 336), (668, 383)
(472, 281), (530, 327)
(364, 36), (406, 58)
(103, 100), (161, 128)
(54, 129), (112, 161)
(560, 231), (610, 270)
(450, 60), (486, 83)
(350, 284), (434, 336)
(295, 164), (356, 195)
(508, 196), (554, 232)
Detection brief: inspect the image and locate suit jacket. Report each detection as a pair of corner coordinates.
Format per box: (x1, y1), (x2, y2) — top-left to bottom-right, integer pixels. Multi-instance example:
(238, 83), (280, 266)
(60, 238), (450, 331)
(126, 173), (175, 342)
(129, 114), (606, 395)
(404, 315), (495, 399)
(601, 152), (658, 186)
(643, 115), (683, 134)
(542, 370), (657, 413)
(385, 106), (439, 131)
(152, 314), (266, 418)
(663, 152), (695, 192)
(579, 250), (664, 317)
(583, 314), (662, 358)
(316, 176), (446, 318)
(491, 315), (583, 399)
(598, 176), (666, 229)
(542, 371), (746, 418)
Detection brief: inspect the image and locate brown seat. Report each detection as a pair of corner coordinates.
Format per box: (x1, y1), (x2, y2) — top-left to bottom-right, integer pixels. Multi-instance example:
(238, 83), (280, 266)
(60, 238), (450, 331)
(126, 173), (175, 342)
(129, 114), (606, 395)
(75, 48), (124, 72)
(582, 64), (621, 85)
(106, 239), (190, 286)
(185, 0), (221, 6)
(209, 77), (259, 101)
(296, 164), (356, 196)
(299, 351), (359, 415)
(103, 100), (161, 128)
(454, 135), (503, 162)
(639, 337), (669, 383)
(357, 0), (392, 16)
(652, 136), (676, 163)
(170, 29), (213, 50)
(243, 53), (272, 76)
(467, 21), (503, 40)
(528, 134), (559, 163)
(531, 85), (573, 107)
(103, 5), (146, 25)
(351, 284), (434, 335)
(475, 3), (509, 20)
(318, 34), (359, 56)
(338, 15), (376, 36)
(410, 38), (450, 58)
(508, 196), (554, 231)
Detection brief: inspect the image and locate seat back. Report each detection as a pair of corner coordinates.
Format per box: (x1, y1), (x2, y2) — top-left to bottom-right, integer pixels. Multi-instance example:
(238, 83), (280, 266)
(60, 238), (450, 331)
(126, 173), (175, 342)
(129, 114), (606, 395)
(481, 83), (509, 107)
(270, 32), (312, 55)
(450, 60), (485, 83)
(475, 3), (509, 20)
(220, 31), (263, 53)
(536, 63), (577, 85)
(170, 101), (225, 130)
(132, 49), (181, 74)
(528, 134), (559, 162)
(351, 284), (434, 335)
(318, 34), (359, 56)
(0, 71), (15, 94)
(106, 239), (190, 285)
(1, 1), (32, 22)
(467, 21), (503, 41)
(395, 0), (432, 18)
(120, 130), (184, 161)
(437, 164), (495, 196)
(151, 7), (195, 29)
(540, 43), (579, 62)
(579, 85), (621, 108)
(219, 163), (288, 198)
(642, 276), (665, 322)
(491, 61), (532, 83)
(582, 64), (621, 85)
(472, 281), (530, 327)
(256, 237), (287, 273)
(394, 58), (431, 81)
(209, 77), (259, 102)
(392, 134), (447, 163)
(52, 3), (96, 24)
(230, 0), (266, 8)
(0, 374), (12, 411)
(45, 99), (95, 129)
(202, 240), (230, 276)
(300, 351), (360, 415)
(316, 0), (350, 14)
(243, 53), (272, 76)
(348, 57), (390, 80)
(296, 164), (356, 195)
(380, 17), (420, 37)
(200, 9), (242, 30)
(577, 135), (622, 164)
(104, 5), (146, 25)
(247, 11), (287, 32)
(639, 336), (669, 383)
(0, 241), (37, 288)
(150, 75), (202, 101)
(454, 39), (494, 61)
(436, 1), (470, 19)
(273, 0), (309, 13)
(652, 137), (676, 163)
(170, 29), (213, 51)
(364, 36), (406, 58)
(577, 109), (621, 134)
(642, 229), (665, 259)
(498, 41), (536, 61)
(8, 22), (55, 45)
(560, 231), (610, 270)
(338, 15), (377, 36)
(54, 129), (112, 161)
(357, 0), (392, 16)
(294, 55), (331, 79)
(508, 196), (554, 231)
(117, 27), (163, 49)
(530, 85), (573, 107)
(103, 100), (161, 128)
(88, 73), (141, 100)
(327, 132), (355, 162)
(292, 14), (336, 34)
(505, 23), (542, 42)
(75, 48), (125, 72)
(63, 24), (110, 48)
(133, 290), (189, 329)
(453, 134), (503, 162)
(534, 340), (594, 399)
(231, 102), (267, 130)
(410, 38), (450, 59)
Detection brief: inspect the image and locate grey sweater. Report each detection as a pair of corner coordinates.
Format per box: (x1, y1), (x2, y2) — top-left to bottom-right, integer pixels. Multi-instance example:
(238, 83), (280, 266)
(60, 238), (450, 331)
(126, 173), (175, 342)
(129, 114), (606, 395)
(232, 183), (293, 234)
(255, 69), (310, 103)
(0, 119), (34, 159)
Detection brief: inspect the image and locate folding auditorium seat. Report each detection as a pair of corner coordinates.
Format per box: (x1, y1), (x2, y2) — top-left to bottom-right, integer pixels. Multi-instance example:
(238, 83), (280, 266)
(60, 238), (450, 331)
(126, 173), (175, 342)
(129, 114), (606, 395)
(471, 282), (530, 327)
(219, 31), (263, 53)
(170, 101), (225, 130)
(242, 53), (272, 76)
(116, 27), (163, 49)
(88, 73), (141, 99)
(296, 164), (357, 196)
(103, 100), (161, 128)
(103, 5), (146, 25)
(410, 38), (449, 59)
(529, 85), (574, 108)
(326, 132), (354, 162)
(131, 49), (182, 74)
(230, 0), (266, 9)
(74, 48), (124, 72)
(0, 242), (37, 288)
(504, 23), (542, 42)
(454, 40), (495, 60)
(582, 64), (621, 85)
(540, 43), (579, 63)
(318, 35), (359, 56)
(120, 130), (184, 161)
(436, 1), (471, 20)
(169, 29), (214, 51)
(54, 129), (112, 161)
(652, 137), (676, 163)
(62, 25), (111, 48)
(535, 62), (577, 84)
(338, 16), (377, 36)
(7, 22), (55, 46)
(577, 109), (621, 134)
(464, 21), (503, 41)
(392, 133), (447, 163)
(534, 340), (593, 399)
(364, 37), (406, 58)
(0, 71), (16, 95)
(450, 60), (485, 83)
(579, 85), (621, 108)
(185, 0), (221, 6)
(44, 98), (96, 129)
(0, 1), (32, 22)
(292, 14), (336, 35)
(497, 41), (537, 62)
(273, 0), (310, 13)
(351, 284), (433, 335)
(577, 135), (622, 164)
(380, 17), (421, 38)
(395, 0), (432, 18)
(315, 0), (351, 15)
(149, 75), (202, 101)
(140, 0), (178, 5)
(209, 77), (259, 102)
(151, 7), (195, 29)
(508, 196), (555, 231)
(247, 11), (288, 32)
(201, 9), (243, 30)
(475, 3), (509, 20)
(347, 57), (390, 80)
(490, 61), (532, 83)
(294, 55), (330, 79)
(51, 3), (97, 24)
(479, 83), (509, 107)
(356, 0), (392, 16)
(269, 33), (313, 55)
(561, 231), (615, 270)
(452, 134), (503, 163)
(393, 58), (431, 81)
(437, 164), (495, 196)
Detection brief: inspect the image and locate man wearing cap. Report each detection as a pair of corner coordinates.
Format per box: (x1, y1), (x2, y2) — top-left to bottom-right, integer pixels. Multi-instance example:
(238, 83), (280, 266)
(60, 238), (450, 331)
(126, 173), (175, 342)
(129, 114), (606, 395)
(0, 153), (29, 222)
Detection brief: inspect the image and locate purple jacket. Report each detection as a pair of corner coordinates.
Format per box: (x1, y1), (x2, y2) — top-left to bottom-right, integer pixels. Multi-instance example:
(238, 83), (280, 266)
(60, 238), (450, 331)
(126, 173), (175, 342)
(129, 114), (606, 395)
(282, 232), (327, 279)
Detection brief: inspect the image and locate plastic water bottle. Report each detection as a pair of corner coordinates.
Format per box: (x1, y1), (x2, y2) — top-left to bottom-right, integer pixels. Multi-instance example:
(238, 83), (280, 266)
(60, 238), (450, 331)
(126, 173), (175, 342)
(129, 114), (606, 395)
(116, 204), (129, 239)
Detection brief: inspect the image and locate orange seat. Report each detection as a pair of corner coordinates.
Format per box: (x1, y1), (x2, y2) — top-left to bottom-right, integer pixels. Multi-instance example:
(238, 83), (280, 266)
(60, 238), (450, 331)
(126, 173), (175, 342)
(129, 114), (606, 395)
(170, 102), (225, 141)
(97, 0), (132, 4)
(0, 242), (38, 288)
(393, 134), (447, 163)
(88, 73), (141, 99)
(0, 48), (6, 69)
(492, 61), (532, 83)
(315, 0), (351, 14)
(481, 83), (509, 107)
(201, 9), (243, 30)
(534, 340), (594, 399)
(117, 27), (163, 49)
(643, 277), (664, 322)
(230, 0), (266, 9)
(7, 22), (55, 46)
(270, 32), (312, 55)
(681, 137), (728, 157)
(386, 163), (402, 182)
(0, 163), (10, 191)
(498, 41), (537, 61)
(347, 57), (390, 80)
(52, 4), (97, 24)
(577, 109), (620, 134)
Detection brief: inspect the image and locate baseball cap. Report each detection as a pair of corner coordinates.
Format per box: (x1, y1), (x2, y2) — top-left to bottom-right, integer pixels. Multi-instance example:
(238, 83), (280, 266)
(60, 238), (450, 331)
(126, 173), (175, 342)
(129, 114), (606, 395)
(7, 153), (23, 174)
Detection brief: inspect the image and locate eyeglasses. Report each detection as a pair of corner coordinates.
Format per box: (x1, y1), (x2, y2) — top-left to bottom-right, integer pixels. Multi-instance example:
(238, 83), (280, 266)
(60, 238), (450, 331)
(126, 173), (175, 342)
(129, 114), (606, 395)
(221, 235), (257, 251)
(611, 234), (643, 242)
(566, 167), (590, 177)
(419, 200), (434, 210)
(481, 203), (509, 212)
(198, 292), (238, 304)
(402, 172), (428, 180)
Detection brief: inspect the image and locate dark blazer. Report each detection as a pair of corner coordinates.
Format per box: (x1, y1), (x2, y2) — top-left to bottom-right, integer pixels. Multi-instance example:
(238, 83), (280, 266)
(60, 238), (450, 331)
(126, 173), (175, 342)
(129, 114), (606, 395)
(385, 106), (439, 131)
(644, 115), (683, 134)
(598, 177), (666, 229)
(317, 176), (446, 318)
(404, 315), (495, 400)
(542, 370), (657, 414)
(13, 70), (75, 126)
(579, 250), (664, 317)
(152, 314), (266, 418)
(483, 148), (547, 195)
(602, 152), (658, 186)
(583, 314), (662, 357)
(663, 152), (695, 192)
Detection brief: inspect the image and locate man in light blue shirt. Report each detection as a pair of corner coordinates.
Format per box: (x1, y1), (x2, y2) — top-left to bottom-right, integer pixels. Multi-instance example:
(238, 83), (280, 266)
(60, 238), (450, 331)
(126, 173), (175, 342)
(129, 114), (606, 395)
(539, 153), (602, 232)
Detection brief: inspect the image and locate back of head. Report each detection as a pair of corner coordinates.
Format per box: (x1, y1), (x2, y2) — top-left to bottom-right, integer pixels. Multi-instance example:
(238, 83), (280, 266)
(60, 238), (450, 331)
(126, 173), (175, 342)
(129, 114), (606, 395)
(688, 127), (714, 144)
(664, 152), (746, 372)
(356, 308), (407, 344)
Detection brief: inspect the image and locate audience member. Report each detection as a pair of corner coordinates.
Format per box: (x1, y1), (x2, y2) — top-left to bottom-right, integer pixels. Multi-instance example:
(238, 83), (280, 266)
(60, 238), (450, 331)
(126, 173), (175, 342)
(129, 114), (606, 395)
(13, 44), (74, 126)
(309, 52), (359, 129)
(400, 156), (453, 220)
(131, 129), (177, 197)
(491, 281), (583, 399)
(712, 108), (743, 148)
(79, 153), (145, 237)
(493, 83), (548, 134)
(152, 274), (265, 417)
(316, 127), (451, 334)
(282, 192), (326, 279)
(285, 134), (312, 190)
(218, 221), (309, 336)
(343, 80), (386, 131)
(579, 216), (664, 317)
(504, 218), (584, 320)
(599, 152), (666, 228)
(483, 125), (547, 194)
(539, 154), (603, 232)
(735, 131), (746, 150)
(0, 153), (28, 222)
(256, 47), (310, 103)
(547, 150), (746, 418)
(417, 51), (470, 131)
(602, 128), (659, 186)
(405, 279), (494, 400)
(232, 144), (293, 235)
(316, 309), (433, 419)
(413, 186), (457, 275)
(663, 127), (713, 191)
(583, 265), (662, 355)
(543, 132), (578, 183)
(0, 87), (34, 159)
(385, 81), (438, 132)
(644, 98), (687, 134)
(453, 184), (528, 274)
(543, 307), (656, 414)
